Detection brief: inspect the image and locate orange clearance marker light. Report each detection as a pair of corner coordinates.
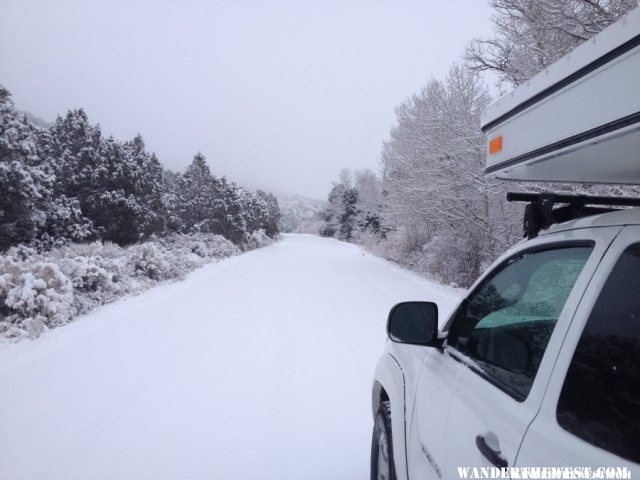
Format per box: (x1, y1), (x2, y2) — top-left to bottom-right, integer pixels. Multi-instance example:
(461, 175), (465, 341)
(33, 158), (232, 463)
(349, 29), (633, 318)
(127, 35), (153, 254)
(489, 135), (503, 154)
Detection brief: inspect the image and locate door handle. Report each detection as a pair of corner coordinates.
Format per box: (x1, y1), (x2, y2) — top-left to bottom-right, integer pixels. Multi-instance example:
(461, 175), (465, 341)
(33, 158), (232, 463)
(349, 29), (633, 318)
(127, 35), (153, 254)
(475, 433), (508, 468)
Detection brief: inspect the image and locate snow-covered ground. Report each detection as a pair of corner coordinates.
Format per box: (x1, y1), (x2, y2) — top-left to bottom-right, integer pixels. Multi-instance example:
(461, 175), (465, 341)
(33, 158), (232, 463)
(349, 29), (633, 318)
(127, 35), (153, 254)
(0, 234), (463, 480)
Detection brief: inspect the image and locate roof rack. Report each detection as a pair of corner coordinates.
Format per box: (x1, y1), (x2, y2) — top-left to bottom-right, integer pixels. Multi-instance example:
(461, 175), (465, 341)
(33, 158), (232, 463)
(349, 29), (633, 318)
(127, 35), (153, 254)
(506, 192), (640, 240)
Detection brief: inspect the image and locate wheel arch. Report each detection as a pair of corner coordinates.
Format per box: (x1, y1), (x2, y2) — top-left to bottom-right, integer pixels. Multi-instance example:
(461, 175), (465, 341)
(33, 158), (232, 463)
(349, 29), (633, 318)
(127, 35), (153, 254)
(372, 353), (410, 480)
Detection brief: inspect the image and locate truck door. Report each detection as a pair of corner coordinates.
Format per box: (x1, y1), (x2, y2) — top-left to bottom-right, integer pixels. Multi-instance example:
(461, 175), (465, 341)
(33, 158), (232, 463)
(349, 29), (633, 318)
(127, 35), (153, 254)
(516, 225), (640, 475)
(412, 226), (620, 479)
(407, 342), (460, 480)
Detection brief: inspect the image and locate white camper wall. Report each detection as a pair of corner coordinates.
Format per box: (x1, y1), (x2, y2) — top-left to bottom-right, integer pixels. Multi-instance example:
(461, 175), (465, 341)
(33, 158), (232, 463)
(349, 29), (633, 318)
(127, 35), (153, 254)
(481, 7), (640, 185)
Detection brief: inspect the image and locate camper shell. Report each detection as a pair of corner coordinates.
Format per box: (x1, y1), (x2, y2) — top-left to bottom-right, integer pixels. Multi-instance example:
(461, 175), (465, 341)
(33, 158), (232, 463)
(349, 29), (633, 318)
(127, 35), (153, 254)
(481, 7), (640, 185)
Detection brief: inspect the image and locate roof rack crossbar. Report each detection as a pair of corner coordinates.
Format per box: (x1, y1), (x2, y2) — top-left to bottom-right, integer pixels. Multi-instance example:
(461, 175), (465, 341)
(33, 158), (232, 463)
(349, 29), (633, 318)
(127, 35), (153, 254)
(506, 192), (640, 239)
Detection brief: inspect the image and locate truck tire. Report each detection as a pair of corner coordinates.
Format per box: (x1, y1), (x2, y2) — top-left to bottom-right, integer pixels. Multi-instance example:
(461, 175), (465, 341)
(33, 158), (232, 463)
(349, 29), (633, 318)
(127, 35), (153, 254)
(371, 400), (397, 480)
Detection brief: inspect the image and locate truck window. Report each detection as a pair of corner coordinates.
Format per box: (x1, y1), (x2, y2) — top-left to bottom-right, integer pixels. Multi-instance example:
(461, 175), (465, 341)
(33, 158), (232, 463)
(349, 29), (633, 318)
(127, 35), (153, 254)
(447, 245), (593, 400)
(557, 243), (640, 463)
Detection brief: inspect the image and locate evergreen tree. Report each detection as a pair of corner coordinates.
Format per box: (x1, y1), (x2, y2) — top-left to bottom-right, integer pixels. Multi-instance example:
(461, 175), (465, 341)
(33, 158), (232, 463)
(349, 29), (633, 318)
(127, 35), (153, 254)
(177, 153), (221, 234)
(43, 111), (166, 245)
(0, 86), (53, 249)
(1, 84), (280, 250)
(162, 169), (184, 233)
(86, 137), (143, 244)
(212, 178), (248, 244)
(256, 190), (281, 238)
(45, 109), (102, 200)
(122, 135), (165, 238)
(339, 188), (359, 241)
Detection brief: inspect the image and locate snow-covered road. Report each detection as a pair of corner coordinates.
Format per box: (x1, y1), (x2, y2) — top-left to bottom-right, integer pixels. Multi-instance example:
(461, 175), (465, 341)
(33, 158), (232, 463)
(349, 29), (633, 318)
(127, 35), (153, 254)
(0, 234), (462, 480)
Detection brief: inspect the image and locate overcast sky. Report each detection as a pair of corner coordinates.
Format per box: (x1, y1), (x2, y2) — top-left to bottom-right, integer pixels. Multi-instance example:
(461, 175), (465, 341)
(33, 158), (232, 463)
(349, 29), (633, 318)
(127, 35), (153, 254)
(1, 0), (494, 199)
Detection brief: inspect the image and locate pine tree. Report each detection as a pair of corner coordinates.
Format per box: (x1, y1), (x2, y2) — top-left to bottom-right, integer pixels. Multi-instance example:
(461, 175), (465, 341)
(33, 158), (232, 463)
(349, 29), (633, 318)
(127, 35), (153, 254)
(339, 188), (359, 241)
(177, 153), (217, 233)
(320, 183), (345, 237)
(256, 190), (281, 238)
(122, 135), (165, 238)
(162, 169), (184, 233)
(0, 86), (53, 250)
(212, 177), (248, 244)
(41, 110), (167, 245)
(2, 84), (280, 250)
(45, 109), (102, 200)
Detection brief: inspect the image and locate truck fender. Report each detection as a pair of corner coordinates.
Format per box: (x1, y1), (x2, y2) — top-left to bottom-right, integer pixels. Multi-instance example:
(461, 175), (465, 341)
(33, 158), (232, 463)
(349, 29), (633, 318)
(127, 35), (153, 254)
(372, 353), (410, 480)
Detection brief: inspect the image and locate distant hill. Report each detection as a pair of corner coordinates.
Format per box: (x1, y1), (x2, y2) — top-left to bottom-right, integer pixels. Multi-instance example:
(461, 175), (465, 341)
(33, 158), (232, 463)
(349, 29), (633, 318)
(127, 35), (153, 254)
(276, 193), (326, 233)
(19, 110), (52, 128)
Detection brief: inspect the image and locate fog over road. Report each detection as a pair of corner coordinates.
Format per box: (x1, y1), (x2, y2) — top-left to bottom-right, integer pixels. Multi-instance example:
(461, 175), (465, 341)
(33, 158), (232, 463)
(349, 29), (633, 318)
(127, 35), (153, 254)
(0, 234), (461, 480)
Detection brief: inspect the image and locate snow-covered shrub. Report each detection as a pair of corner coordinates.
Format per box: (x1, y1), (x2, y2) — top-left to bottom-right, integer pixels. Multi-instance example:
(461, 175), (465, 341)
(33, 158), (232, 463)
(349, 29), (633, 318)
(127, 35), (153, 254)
(127, 242), (173, 281)
(4, 244), (40, 262)
(0, 256), (74, 338)
(126, 234), (240, 284)
(158, 233), (239, 261)
(244, 229), (274, 250)
(0, 231), (252, 341)
(42, 241), (128, 313)
(207, 234), (241, 257)
(201, 233), (241, 257)
(59, 257), (121, 313)
(58, 255), (114, 292)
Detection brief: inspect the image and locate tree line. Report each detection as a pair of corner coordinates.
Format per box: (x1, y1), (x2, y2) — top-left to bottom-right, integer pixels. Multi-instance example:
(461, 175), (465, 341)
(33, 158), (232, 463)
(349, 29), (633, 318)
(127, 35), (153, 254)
(0, 86), (280, 251)
(321, 0), (639, 287)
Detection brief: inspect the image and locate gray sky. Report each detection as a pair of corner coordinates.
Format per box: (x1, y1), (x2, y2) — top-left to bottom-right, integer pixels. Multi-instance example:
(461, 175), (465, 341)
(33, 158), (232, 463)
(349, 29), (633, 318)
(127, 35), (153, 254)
(1, 0), (494, 199)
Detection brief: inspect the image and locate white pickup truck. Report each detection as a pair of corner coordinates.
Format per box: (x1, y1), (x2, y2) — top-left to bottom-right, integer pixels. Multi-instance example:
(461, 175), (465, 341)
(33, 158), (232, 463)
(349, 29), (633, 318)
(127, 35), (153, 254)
(370, 8), (640, 480)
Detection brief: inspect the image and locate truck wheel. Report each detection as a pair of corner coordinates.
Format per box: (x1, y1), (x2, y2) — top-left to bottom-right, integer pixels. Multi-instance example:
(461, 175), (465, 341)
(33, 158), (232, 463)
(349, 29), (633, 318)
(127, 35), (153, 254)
(371, 400), (397, 480)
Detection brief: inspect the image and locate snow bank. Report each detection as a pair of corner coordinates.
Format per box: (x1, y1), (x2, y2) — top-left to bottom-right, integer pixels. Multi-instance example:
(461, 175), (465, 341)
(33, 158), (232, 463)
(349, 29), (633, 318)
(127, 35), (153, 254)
(0, 233), (245, 341)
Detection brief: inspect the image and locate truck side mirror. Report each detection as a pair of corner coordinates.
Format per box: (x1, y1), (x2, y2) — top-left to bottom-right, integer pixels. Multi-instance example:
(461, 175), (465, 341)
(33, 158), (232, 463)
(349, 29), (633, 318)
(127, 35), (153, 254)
(387, 302), (439, 346)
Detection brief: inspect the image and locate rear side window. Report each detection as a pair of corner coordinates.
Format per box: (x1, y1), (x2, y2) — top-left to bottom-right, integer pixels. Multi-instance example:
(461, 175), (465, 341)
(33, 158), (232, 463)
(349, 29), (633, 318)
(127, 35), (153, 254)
(557, 243), (640, 463)
(447, 245), (593, 400)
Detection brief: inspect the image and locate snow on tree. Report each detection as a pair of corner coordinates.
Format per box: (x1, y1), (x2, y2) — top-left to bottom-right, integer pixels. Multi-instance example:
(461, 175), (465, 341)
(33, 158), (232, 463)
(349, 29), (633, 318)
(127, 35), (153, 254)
(1, 84), (279, 254)
(175, 153), (280, 244)
(353, 169), (386, 237)
(41, 111), (167, 245)
(44, 108), (103, 200)
(319, 2), (640, 286)
(212, 177), (249, 244)
(320, 182), (346, 238)
(381, 65), (523, 285)
(320, 168), (387, 240)
(339, 187), (359, 241)
(163, 169), (185, 233)
(319, 66), (521, 286)
(123, 136), (166, 238)
(255, 190), (281, 238)
(37, 195), (94, 248)
(0, 86), (55, 249)
(85, 134), (165, 244)
(177, 152), (217, 234)
(0, 84), (281, 338)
